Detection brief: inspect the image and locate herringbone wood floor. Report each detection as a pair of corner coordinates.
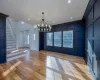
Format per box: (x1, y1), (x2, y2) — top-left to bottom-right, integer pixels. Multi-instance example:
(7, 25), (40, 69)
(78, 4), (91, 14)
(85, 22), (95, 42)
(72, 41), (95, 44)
(0, 50), (93, 80)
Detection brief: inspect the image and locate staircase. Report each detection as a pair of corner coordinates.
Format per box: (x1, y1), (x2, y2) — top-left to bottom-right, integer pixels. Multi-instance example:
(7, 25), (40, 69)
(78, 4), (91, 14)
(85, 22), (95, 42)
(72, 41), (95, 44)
(6, 18), (27, 61)
(6, 18), (19, 61)
(6, 18), (17, 52)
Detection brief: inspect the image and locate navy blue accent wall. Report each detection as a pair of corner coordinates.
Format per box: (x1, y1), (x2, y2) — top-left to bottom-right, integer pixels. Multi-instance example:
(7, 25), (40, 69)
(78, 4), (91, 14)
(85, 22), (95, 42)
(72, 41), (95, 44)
(0, 13), (8, 63)
(84, 0), (100, 79)
(40, 20), (85, 57)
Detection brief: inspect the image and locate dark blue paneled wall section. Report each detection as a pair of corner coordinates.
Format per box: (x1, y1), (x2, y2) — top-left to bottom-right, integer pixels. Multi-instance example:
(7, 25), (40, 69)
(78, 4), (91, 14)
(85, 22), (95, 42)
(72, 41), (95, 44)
(0, 13), (8, 63)
(39, 20), (85, 57)
(84, 0), (100, 79)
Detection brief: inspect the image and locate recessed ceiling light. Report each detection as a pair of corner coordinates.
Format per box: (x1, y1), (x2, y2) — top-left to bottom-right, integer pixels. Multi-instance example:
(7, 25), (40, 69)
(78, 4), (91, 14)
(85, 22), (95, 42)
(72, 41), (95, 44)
(28, 18), (30, 20)
(21, 21), (24, 24)
(68, 0), (71, 3)
(70, 17), (73, 19)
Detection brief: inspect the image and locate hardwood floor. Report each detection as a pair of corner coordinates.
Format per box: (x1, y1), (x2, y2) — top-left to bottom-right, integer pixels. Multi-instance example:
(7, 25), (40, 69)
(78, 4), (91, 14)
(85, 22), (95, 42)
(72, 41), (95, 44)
(0, 50), (93, 80)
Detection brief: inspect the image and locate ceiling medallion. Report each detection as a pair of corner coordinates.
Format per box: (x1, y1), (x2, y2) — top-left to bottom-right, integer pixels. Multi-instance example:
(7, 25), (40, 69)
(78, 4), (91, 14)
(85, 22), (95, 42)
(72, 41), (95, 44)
(35, 12), (52, 32)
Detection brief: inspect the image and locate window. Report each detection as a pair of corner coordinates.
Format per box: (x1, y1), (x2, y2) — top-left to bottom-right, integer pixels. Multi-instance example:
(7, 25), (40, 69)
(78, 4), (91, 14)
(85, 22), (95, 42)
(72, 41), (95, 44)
(47, 33), (53, 46)
(33, 34), (36, 40)
(63, 31), (73, 48)
(27, 34), (30, 44)
(54, 32), (61, 47)
(25, 34), (30, 44)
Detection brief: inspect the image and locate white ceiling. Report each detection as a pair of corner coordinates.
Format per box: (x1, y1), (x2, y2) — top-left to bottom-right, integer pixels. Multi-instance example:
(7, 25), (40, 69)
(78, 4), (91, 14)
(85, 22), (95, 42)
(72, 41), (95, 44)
(0, 0), (89, 25)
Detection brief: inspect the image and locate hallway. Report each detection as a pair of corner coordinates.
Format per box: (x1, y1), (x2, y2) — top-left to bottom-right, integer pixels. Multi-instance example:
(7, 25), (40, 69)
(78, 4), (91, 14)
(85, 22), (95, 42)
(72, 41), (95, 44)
(0, 50), (93, 80)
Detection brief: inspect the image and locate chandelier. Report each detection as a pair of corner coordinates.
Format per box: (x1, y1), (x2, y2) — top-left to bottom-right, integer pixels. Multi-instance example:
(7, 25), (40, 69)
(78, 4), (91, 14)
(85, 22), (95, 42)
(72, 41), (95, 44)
(35, 12), (52, 32)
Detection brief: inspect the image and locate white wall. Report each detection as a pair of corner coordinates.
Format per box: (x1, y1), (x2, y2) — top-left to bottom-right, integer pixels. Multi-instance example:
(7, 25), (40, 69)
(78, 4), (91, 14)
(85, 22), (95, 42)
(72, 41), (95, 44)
(7, 18), (39, 51)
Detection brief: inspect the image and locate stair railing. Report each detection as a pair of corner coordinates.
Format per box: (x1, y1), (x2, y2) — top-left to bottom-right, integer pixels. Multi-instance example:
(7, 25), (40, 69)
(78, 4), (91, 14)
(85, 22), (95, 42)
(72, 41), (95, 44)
(6, 18), (18, 49)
